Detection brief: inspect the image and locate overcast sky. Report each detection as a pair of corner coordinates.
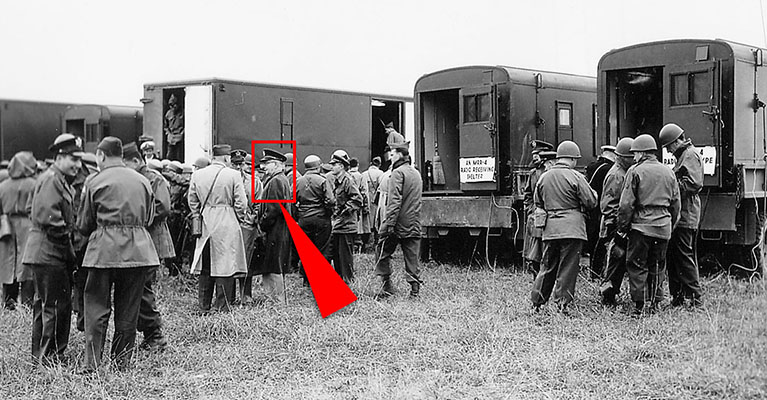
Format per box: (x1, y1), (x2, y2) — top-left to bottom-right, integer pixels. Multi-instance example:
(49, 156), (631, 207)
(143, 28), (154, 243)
(1, 0), (766, 106)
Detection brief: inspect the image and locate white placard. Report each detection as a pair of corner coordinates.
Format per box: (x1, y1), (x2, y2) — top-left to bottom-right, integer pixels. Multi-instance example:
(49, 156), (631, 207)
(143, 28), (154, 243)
(459, 157), (496, 183)
(662, 146), (716, 176)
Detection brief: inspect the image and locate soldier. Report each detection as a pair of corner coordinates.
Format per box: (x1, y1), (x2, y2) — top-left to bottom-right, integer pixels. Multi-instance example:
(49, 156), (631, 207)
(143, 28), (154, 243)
(24, 134), (83, 362)
(140, 140), (158, 160)
(375, 142), (423, 298)
(531, 141), (597, 314)
(193, 156), (210, 170)
(585, 145), (617, 278)
(254, 149), (292, 303)
(598, 138), (635, 305)
(167, 159), (192, 276)
(383, 122), (405, 170)
(284, 151), (301, 273)
(164, 94), (184, 161)
(522, 140), (555, 278)
(78, 137), (159, 371)
(123, 143), (171, 351)
(72, 152), (99, 331)
(660, 123), (704, 307)
(348, 158), (370, 252)
(231, 149), (258, 304)
(617, 134), (680, 316)
(329, 150), (363, 282)
(361, 157), (384, 245)
(188, 144), (248, 312)
(295, 155), (335, 286)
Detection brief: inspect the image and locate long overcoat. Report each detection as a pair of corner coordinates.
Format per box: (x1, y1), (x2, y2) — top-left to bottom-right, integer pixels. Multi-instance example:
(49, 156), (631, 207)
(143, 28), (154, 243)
(361, 165), (383, 231)
(139, 165), (176, 259)
(189, 160), (248, 277)
(253, 171), (291, 275)
(0, 152), (37, 283)
(380, 158), (422, 238)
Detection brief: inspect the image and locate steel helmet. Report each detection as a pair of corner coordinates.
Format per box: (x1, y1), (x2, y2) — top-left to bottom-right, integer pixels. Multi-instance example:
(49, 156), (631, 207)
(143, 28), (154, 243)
(332, 149), (348, 159)
(659, 123), (684, 147)
(556, 140), (581, 159)
(630, 134), (658, 152)
(614, 137), (635, 157)
(304, 155), (321, 169)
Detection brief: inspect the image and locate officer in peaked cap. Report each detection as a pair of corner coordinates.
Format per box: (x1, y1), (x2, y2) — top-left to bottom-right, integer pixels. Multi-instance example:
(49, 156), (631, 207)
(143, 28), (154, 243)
(329, 149), (363, 283)
(231, 149), (247, 166)
(23, 133), (85, 362)
(260, 148), (287, 164)
(523, 141), (554, 279)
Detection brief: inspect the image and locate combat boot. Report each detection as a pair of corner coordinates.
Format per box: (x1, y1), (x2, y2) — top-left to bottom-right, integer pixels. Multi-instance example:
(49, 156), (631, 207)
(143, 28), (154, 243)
(140, 328), (168, 352)
(409, 281), (421, 298)
(375, 276), (394, 299)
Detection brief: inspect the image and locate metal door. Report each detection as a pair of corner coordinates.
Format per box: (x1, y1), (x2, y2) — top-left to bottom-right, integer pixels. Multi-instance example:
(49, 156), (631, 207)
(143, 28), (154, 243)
(458, 85), (498, 191)
(664, 61), (721, 186)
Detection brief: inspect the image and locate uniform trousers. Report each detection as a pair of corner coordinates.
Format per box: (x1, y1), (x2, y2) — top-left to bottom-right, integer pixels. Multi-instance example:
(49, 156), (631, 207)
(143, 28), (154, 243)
(84, 266), (149, 370)
(198, 241), (236, 312)
(625, 231), (667, 306)
(332, 233), (355, 281)
(137, 266), (163, 338)
(667, 227), (703, 301)
(298, 215), (332, 283)
(30, 264), (72, 361)
(599, 224), (627, 300)
(374, 235), (421, 282)
(3, 280), (34, 308)
(531, 239), (582, 307)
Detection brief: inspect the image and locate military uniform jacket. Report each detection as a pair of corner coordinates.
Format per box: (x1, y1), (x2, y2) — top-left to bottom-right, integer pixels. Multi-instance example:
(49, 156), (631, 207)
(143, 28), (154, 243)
(189, 161), (248, 277)
(374, 169), (392, 232)
(381, 158), (423, 238)
(0, 154), (37, 282)
(673, 141), (704, 229)
(534, 163), (597, 241)
(350, 167), (370, 234)
(296, 170), (334, 220)
(255, 171), (291, 275)
(331, 171), (363, 234)
(524, 165), (546, 238)
(23, 165), (77, 267)
(617, 155), (681, 240)
(139, 165), (176, 259)
(599, 162), (628, 238)
(78, 162), (160, 268)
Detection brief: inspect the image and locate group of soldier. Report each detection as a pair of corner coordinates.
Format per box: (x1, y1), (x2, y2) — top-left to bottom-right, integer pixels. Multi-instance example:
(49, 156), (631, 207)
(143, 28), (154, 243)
(524, 123), (704, 316)
(0, 125), (423, 372)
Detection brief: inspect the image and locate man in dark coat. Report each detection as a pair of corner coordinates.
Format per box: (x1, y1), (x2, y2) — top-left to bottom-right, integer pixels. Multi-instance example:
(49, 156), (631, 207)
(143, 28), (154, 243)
(295, 155), (335, 286)
(531, 141), (597, 314)
(660, 123), (704, 307)
(617, 134), (680, 316)
(23, 134), (83, 362)
(375, 142), (424, 298)
(78, 137), (159, 371)
(329, 150), (363, 282)
(522, 140), (555, 278)
(585, 145), (616, 278)
(255, 149), (292, 303)
(123, 142), (171, 351)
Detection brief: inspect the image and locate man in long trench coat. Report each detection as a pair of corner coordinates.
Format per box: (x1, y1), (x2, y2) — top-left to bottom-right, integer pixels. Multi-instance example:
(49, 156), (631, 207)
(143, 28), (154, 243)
(189, 144), (248, 312)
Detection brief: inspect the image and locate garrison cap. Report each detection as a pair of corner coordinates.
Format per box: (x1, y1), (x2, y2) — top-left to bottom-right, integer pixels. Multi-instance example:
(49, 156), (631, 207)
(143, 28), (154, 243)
(50, 133), (86, 157)
(147, 158), (164, 171)
(193, 157), (210, 169)
(530, 140), (554, 154)
(96, 136), (122, 157)
(231, 149), (247, 164)
(212, 144), (232, 156)
(122, 142), (142, 160)
(260, 148), (287, 163)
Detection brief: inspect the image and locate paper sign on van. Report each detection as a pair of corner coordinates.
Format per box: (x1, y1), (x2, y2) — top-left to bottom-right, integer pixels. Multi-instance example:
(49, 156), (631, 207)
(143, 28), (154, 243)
(662, 146), (716, 176)
(459, 157), (496, 183)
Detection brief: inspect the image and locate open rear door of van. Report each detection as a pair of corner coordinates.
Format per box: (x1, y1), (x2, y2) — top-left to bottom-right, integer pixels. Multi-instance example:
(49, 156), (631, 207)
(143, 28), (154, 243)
(458, 84), (498, 191)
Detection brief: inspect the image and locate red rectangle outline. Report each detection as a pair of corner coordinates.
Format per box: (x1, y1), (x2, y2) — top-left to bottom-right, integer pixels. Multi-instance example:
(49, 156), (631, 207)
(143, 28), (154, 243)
(251, 140), (297, 203)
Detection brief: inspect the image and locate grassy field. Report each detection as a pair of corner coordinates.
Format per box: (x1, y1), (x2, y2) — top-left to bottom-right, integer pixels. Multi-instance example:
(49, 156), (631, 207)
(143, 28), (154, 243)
(0, 253), (766, 399)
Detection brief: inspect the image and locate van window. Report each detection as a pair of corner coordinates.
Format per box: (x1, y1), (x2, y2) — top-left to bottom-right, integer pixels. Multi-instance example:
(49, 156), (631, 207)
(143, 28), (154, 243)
(556, 101), (573, 142)
(463, 93), (491, 123)
(671, 71), (710, 106)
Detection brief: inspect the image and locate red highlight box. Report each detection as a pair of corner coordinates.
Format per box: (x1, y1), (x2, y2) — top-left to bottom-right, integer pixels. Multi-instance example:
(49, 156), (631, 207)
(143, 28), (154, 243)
(251, 140), (297, 203)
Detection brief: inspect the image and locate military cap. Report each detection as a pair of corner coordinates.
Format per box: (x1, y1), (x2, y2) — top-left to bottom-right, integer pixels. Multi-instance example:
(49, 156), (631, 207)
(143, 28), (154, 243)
(320, 163), (333, 173)
(182, 164), (194, 174)
(50, 133), (86, 157)
(231, 149), (247, 164)
(96, 136), (123, 156)
(304, 155), (321, 170)
(167, 161), (183, 173)
(530, 139), (554, 154)
(260, 148), (287, 163)
(140, 141), (156, 151)
(193, 156), (211, 169)
(122, 142), (142, 160)
(329, 152), (350, 166)
(161, 159), (171, 167)
(539, 150), (558, 160)
(81, 152), (98, 167)
(600, 145), (617, 152)
(147, 158), (164, 171)
(284, 152), (295, 164)
(212, 144), (232, 156)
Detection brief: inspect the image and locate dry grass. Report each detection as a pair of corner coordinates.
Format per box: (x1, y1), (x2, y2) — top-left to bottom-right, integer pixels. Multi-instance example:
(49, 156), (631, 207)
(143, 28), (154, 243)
(1, 253), (766, 399)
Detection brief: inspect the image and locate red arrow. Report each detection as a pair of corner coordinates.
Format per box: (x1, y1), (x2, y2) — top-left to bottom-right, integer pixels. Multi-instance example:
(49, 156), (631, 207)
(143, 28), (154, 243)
(279, 204), (357, 317)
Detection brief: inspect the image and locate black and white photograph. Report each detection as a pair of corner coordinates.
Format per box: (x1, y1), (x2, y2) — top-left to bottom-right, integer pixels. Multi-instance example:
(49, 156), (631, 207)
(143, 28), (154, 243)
(0, 0), (766, 398)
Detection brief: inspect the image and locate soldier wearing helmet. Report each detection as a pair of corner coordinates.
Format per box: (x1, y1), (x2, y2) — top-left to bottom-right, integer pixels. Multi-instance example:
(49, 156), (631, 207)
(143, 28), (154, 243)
(329, 149), (363, 282)
(531, 141), (597, 315)
(617, 134), (680, 316)
(23, 133), (84, 362)
(660, 123), (704, 308)
(295, 155), (335, 286)
(597, 137), (635, 305)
